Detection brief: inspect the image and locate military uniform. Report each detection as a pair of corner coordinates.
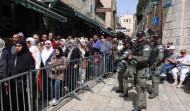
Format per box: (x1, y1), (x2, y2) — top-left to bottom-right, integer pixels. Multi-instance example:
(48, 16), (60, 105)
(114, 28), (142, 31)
(116, 49), (129, 92)
(131, 31), (152, 111)
(115, 38), (132, 95)
(118, 47), (132, 97)
(149, 35), (164, 99)
(133, 41), (151, 109)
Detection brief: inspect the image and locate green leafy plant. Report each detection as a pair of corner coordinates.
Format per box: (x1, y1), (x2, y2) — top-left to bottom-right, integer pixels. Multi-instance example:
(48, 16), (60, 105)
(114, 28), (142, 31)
(136, 0), (150, 24)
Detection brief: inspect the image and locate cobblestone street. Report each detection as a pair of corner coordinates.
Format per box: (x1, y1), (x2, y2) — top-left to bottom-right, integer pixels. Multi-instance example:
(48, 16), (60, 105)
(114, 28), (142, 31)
(52, 77), (190, 111)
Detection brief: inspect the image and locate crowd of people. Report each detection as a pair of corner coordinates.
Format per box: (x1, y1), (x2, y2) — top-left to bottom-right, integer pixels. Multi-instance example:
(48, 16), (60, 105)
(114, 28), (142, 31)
(0, 31), (190, 111)
(0, 32), (123, 110)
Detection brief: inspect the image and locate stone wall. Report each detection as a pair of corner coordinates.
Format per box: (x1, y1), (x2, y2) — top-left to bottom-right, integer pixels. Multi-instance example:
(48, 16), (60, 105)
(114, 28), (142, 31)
(61, 0), (106, 26)
(137, 0), (190, 53)
(101, 0), (117, 31)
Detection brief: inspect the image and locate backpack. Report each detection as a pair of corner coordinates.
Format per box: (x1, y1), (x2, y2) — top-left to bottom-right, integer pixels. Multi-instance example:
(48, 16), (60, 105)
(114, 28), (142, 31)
(147, 44), (157, 66)
(133, 40), (163, 65)
(100, 42), (109, 54)
(148, 43), (166, 66)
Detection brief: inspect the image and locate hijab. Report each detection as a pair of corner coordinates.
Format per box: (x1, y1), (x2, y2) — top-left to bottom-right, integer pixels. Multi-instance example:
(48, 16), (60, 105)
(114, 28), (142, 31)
(61, 39), (65, 43)
(27, 37), (38, 53)
(8, 39), (35, 77)
(27, 37), (41, 69)
(61, 39), (66, 52)
(55, 47), (64, 59)
(68, 39), (75, 50)
(79, 39), (86, 58)
(41, 40), (54, 65)
(15, 39), (30, 56)
(117, 41), (123, 51)
(67, 39), (76, 61)
(0, 38), (5, 58)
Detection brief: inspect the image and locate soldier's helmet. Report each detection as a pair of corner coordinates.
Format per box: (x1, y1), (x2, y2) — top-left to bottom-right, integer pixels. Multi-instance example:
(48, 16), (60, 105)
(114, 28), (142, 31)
(136, 31), (146, 36)
(153, 34), (161, 39)
(123, 37), (132, 44)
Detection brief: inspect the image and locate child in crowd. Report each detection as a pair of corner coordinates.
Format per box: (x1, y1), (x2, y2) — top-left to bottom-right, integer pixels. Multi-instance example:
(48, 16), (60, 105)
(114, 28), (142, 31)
(94, 50), (100, 77)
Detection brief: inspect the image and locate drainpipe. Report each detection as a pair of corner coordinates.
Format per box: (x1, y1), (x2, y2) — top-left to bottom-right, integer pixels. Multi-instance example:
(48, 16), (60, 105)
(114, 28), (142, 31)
(160, 0), (163, 41)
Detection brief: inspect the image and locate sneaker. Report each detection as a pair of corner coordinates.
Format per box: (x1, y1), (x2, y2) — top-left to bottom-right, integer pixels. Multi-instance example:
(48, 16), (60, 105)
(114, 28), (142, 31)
(171, 82), (178, 86)
(176, 84), (183, 88)
(52, 100), (58, 106)
(160, 73), (166, 77)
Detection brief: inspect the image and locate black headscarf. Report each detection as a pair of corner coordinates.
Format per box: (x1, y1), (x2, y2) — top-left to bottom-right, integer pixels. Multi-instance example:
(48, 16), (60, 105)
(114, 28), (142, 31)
(15, 39), (30, 56)
(55, 47), (64, 59)
(8, 39), (35, 77)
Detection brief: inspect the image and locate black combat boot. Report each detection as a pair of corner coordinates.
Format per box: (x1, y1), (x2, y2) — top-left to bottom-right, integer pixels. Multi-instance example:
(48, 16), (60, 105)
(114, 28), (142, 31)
(142, 106), (147, 109)
(115, 89), (123, 93)
(119, 93), (128, 97)
(148, 93), (158, 99)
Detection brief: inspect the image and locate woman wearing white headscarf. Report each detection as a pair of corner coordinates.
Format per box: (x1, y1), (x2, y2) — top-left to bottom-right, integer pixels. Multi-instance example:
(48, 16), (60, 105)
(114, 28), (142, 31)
(26, 37), (43, 97)
(26, 37), (41, 69)
(78, 39), (89, 58)
(117, 41), (123, 51)
(41, 40), (54, 66)
(60, 39), (66, 52)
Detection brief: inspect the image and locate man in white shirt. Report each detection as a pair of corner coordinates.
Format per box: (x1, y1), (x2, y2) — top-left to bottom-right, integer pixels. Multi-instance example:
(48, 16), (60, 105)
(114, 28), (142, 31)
(160, 46), (180, 81)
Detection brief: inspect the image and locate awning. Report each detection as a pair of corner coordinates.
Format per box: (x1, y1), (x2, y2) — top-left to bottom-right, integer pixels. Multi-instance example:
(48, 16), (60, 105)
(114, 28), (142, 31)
(100, 26), (113, 36)
(74, 11), (101, 27)
(12, 0), (67, 22)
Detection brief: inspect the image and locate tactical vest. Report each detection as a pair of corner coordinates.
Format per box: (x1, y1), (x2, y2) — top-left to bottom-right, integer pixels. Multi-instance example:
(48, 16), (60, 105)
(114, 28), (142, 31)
(133, 40), (150, 56)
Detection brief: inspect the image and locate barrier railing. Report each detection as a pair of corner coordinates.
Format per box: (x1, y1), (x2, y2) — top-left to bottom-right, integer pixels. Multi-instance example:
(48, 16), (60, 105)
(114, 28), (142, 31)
(0, 52), (115, 111)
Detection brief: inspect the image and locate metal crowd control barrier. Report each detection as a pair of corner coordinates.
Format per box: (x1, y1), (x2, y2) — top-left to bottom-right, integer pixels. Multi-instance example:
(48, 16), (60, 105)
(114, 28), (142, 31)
(0, 52), (115, 111)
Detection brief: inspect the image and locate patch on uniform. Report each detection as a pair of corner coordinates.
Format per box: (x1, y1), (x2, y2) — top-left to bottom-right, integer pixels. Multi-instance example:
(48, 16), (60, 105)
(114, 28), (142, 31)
(144, 48), (150, 51)
(158, 46), (163, 49)
(159, 49), (163, 52)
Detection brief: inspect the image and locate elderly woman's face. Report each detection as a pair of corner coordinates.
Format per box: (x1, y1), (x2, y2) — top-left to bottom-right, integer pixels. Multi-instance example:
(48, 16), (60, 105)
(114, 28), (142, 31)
(16, 43), (22, 53)
(45, 43), (51, 50)
(69, 42), (73, 48)
(181, 52), (186, 57)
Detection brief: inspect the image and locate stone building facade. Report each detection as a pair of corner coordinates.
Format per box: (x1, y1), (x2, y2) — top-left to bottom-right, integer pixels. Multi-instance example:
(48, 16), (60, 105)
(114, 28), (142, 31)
(118, 14), (135, 37)
(100, 0), (117, 32)
(0, 0), (114, 39)
(136, 0), (190, 53)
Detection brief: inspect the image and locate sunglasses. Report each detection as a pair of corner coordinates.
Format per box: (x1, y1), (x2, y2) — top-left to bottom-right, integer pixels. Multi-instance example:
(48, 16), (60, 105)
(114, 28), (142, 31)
(180, 52), (186, 54)
(26, 41), (31, 44)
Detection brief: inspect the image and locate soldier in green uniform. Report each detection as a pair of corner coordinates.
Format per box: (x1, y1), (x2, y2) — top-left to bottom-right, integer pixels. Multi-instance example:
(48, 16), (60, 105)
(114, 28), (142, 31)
(129, 31), (151, 111)
(115, 38), (132, 94)
(118, 38), (133, 97)
(149, 34), (164, 99)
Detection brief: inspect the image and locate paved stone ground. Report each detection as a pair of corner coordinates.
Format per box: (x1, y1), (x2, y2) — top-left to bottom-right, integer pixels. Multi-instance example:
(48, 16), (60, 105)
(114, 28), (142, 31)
(55, 78), (190, 111)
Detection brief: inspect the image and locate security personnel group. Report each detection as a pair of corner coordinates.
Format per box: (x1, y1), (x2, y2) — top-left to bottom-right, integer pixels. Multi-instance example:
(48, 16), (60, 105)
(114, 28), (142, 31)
(115, 31), (165, 111)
